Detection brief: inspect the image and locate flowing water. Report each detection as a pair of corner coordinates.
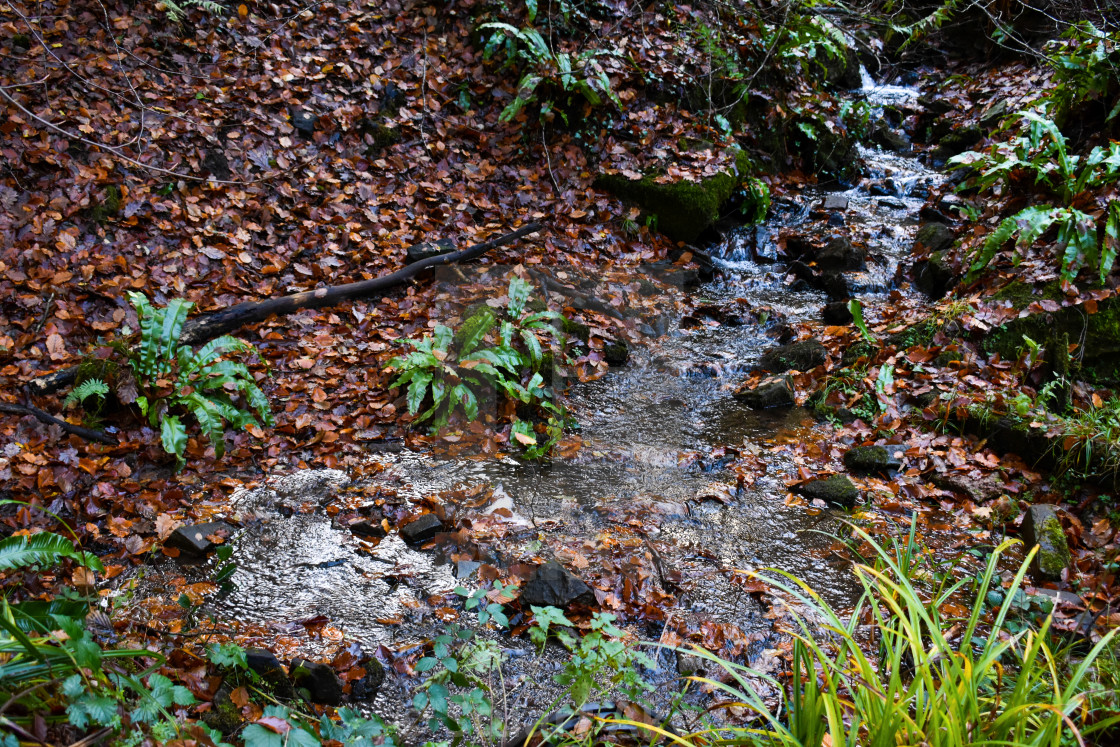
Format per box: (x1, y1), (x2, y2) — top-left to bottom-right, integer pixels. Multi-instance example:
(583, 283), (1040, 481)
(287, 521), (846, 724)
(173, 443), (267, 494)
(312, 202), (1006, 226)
(139, 72), (943, 725)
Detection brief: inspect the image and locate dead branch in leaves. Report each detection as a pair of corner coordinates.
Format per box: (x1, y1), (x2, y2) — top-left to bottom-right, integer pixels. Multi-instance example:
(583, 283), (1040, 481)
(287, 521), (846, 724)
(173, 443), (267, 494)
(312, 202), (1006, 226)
(28, 222), (543, 396)
(529, 269), (626, 320)
(0, 402), (115, 445)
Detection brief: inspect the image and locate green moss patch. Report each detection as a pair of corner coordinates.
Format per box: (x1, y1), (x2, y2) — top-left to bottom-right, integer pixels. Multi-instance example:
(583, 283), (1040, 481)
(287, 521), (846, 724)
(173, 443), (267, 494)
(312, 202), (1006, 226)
(595, 150), (760, 243)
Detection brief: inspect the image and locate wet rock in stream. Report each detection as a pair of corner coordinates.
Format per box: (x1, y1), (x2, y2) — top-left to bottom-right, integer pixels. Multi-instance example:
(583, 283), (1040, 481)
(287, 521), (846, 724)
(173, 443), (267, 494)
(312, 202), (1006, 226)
(166, 521), (235, 557)
(246, 648), (297, 699)
(821, 300), (853, 324)
(733, 375), (795, 409)
(399, 513), (444, 545)
(520, 561), (595, 609)
(758, 339), (827, 373)
(291, 659), (345, 705)
(795, 475), (860, 508)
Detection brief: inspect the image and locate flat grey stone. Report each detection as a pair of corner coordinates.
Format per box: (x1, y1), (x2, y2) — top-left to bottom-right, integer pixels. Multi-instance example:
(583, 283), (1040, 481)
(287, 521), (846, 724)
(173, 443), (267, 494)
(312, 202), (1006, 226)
(166, 522), (234, 557)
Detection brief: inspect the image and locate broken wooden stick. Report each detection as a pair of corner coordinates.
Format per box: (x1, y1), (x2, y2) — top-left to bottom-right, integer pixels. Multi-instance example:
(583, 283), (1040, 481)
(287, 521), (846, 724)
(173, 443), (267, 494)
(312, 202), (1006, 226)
(529, 270), (626, 320)
(0, 402), (116, 444)
(29, 222), (542, 396)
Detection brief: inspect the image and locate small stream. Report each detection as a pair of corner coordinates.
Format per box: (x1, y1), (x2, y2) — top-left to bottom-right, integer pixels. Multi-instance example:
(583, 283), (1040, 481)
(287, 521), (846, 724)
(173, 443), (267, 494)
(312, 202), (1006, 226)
(140, 72), (943, 725)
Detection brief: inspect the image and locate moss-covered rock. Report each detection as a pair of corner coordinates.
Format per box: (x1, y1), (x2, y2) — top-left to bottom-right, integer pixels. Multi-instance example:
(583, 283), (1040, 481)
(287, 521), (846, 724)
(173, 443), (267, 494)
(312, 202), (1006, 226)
(931, 123), (983, 161)
(89, 185), (121, 222)
(795, 475), (860, 508)
(560, 316), (590, 344)
(991, 280), (1064, 310)
(1021, 504), (1070, 582)
(733, 374), (795, 409)
(912, 250), (956, 299)
(202, 684), (245, 735)
(758, 339), (827, 373)
(789, 119), (862, 184)
(983, 293), (1120, 376)
(595, 149), (758, 243)
(914, 222), (956, 254)
(603, 340), (629, 367)
(842, 445), (900, 475)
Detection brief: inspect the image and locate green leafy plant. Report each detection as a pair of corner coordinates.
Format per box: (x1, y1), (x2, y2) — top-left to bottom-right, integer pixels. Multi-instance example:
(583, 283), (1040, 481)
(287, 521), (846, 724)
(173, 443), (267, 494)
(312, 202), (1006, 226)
(161, 0), (224, 23)
(69, 292), (273, 468)
(1047, 22), (1120, 130)
(610, 527), (1119, 746)
(769, 11), (847, 79)
(386, 276), (572, 456)
(63, 377), (109, 411)
(413, 582), (653, 747)
(0, 517), (189, 742)
(480, 23), (620, 124)
(951, 110), (1120, 285)
(847, 299), (874, 343)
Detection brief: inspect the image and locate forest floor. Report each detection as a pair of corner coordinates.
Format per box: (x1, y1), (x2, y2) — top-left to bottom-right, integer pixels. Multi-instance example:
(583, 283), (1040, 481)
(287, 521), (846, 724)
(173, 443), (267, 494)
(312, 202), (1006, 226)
(2, 0), (1119, 742)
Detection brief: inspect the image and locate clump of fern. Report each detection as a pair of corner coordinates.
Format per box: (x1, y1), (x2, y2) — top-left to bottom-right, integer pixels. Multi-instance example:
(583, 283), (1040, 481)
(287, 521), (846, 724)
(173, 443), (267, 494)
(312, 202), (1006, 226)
(950, 110), (1120, 286)
(65, 293), (272, 469)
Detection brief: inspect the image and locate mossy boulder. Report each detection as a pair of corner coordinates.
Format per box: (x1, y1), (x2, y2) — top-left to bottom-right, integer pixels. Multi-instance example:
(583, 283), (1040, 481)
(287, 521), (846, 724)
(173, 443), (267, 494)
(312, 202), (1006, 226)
(795, 475), (860, 508)
(912, 251), (956, 299)
(733, 375), (795, 409)
(983, 292), (1120, 378)
(1021, 504), (1070, 582)
(595, 150), (759, 243)
(931, 123), (983, 161)
(203, 684), (245, 735)
(758, 339), (828, 373)
(914, 222), (956, 254)
(560, 316), (590, 344)
(89, 185), (121, 222)
(603, 340), (629, 367)
(842, 445), (901, 474)
(789, 119), (862, 184)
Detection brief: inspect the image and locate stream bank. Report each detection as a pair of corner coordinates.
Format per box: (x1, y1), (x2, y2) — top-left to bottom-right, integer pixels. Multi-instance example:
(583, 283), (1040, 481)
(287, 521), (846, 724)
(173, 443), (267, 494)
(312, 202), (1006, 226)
(130, 70), (994, 735)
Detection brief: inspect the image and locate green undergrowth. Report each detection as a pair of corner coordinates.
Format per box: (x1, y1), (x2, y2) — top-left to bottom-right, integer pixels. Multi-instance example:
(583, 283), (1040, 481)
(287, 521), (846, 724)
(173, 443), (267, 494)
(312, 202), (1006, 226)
(386, 275), (575, 457)
(0, 506), (191, 744)
(66, 293), (272, 470)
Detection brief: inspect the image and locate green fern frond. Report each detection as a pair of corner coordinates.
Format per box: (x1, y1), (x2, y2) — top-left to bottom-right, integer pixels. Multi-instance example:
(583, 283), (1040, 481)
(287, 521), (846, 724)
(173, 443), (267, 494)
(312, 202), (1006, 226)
(64, 378), (109, 409)
(0, 532), (104, 572)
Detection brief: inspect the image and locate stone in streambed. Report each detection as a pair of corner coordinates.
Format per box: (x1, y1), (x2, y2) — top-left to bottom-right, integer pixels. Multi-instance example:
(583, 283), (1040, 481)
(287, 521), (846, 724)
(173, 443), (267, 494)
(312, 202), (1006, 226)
(520, 561), (595, 609)
(842, 445), (901, 475)
(166, 521), (234, 557)
(817, 237), (866, 271)
(822, 301), (853, 325)
(349, 658), (386, 701)
(290, 659), (344, 706)
(1021, 505), (1070, 582)
(245, 648), (296, 699)
(604, 340), (629, 366)
(758, 340), (827, 373)
(399, 513), (444, 545)
(733, 375), (794, 409)
(795, 475), (860, 508)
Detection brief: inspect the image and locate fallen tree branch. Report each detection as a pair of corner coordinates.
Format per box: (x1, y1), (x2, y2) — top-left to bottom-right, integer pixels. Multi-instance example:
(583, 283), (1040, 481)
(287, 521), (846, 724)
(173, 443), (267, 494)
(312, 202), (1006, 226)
(29, 222), (542, 396)
(0, 402), (115, 445)
(529, 270), (626, 320)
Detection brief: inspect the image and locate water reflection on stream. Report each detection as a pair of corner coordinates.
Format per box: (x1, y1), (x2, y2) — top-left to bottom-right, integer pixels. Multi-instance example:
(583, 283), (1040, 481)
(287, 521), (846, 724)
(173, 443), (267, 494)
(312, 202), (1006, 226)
(145, 72), (944, 724)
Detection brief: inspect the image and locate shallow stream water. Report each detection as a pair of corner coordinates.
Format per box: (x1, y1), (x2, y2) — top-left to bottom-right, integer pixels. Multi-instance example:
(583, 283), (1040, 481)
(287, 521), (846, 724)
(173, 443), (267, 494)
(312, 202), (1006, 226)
(141, 72), (943, 727)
